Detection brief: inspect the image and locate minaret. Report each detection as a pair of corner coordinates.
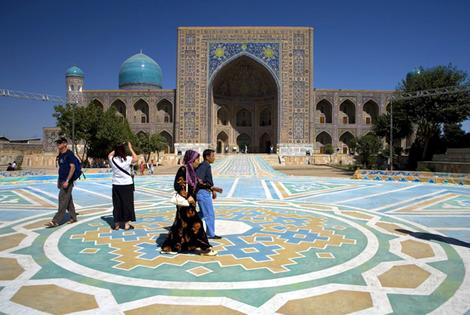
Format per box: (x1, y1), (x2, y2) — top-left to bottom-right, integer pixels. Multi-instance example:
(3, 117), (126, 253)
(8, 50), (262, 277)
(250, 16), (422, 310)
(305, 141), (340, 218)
(65, 65), (84, 105)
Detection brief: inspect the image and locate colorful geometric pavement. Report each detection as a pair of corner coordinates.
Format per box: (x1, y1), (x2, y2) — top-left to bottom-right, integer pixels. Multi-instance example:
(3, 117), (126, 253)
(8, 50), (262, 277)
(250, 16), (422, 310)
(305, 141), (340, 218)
(0, 155), (469, 314)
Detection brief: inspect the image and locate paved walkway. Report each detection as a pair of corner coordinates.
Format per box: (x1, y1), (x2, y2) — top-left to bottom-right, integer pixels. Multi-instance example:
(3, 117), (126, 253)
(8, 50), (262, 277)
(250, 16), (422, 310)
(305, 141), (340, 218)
(0, 155), (469, 314)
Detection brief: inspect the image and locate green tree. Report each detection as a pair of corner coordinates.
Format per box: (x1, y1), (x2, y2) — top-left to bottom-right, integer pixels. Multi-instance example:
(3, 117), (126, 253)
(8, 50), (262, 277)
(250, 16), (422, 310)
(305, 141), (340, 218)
(355, 134), (383, 169)
(324, 144), (334, 155)
(136, 133), (168, 162)
(151, 133), (169, 161)
(54, 102), (103, 161)
(398, 64), (470, 160)
(381, 145), (404, 167)
(443, 123), (470, 148)
(89, 108), (136, 159)
(373, 102), (413, 144)
(54, 103), (135, 161)
(349, 137), (357, 154)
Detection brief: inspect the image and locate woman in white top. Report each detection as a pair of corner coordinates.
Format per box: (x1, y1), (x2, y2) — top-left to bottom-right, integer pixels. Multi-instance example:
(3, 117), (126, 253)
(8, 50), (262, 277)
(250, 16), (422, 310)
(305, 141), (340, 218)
(108, 142), (138, 230)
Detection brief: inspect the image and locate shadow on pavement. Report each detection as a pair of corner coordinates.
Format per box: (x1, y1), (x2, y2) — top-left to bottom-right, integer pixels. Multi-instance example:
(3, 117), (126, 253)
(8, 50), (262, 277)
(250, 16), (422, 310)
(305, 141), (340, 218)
(396, 229), (470, 248)
(100, 215), (115, 228)
(155, 233), (168, 247)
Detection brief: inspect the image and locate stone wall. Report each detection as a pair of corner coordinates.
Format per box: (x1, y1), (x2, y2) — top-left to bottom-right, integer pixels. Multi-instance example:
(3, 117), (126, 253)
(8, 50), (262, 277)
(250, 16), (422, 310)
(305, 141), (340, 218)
(0, 143), (43, 167)
(419, 148), (470, 173)
(22, 153), (58, 169)
(418, 161), (470, 173)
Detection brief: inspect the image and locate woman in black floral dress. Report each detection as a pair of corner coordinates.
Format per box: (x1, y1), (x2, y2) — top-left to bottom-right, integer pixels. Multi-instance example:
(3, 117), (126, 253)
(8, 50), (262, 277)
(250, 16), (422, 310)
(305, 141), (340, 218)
(160, 150), (217, 256)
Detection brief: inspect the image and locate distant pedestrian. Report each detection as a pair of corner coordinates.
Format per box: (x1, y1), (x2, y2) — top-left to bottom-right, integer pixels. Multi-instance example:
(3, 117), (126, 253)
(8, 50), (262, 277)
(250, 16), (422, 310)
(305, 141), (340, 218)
(11, 161), (17, 170)
(109, 142), (138, 230)
(139, 161), (145, 175)
(45, 137), (79, 228)
(6, 163), (13, 171)
(148, 159), (155, 175)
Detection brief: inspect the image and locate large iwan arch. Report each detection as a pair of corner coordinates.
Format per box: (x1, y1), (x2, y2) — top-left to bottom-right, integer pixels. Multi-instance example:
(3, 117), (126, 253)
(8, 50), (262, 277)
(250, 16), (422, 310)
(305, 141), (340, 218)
(208, 54), (279, 153)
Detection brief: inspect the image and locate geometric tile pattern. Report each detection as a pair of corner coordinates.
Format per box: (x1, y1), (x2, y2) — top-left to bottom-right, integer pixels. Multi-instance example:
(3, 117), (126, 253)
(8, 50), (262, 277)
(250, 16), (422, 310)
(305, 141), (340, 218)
(66, 206), (357, 274)
(0, 155), (469, 314)
(209, 42), (280, 79)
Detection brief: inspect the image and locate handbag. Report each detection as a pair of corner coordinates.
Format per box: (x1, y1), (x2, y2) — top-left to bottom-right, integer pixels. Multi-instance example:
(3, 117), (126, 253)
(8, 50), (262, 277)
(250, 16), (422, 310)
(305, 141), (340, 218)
(170, 193), (190, 207)
(170, 183), (190, 207)
(112, 157), (135, 191)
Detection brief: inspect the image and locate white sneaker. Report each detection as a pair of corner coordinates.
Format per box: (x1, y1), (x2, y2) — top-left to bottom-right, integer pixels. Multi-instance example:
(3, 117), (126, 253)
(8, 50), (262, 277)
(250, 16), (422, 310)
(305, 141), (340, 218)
(201, 249), (218, 256)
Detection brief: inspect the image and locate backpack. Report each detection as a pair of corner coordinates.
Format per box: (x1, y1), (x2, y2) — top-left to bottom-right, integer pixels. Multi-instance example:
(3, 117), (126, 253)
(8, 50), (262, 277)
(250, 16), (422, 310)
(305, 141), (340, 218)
(56, 152), (85, 181)
(71, 154), (85, 181)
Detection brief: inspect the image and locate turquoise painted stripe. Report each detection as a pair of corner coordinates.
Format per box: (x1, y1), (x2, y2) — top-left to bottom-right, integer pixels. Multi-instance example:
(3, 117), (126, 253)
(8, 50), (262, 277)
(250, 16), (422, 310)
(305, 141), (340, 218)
(265, 180), (279, 199)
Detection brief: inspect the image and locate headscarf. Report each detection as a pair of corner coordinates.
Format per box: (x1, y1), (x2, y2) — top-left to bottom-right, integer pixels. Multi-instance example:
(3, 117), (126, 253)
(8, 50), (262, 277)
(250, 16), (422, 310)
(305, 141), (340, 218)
(183, 150), (200, 190)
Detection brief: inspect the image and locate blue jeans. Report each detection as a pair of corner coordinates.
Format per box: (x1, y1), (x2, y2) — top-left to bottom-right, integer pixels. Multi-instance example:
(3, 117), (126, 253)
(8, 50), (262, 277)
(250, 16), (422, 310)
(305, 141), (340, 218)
(197, 189), (215, 237)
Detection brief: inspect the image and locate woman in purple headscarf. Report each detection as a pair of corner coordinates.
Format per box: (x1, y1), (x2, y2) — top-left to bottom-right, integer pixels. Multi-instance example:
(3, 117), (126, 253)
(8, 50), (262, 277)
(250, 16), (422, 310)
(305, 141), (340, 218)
(160, 150), (217, 256)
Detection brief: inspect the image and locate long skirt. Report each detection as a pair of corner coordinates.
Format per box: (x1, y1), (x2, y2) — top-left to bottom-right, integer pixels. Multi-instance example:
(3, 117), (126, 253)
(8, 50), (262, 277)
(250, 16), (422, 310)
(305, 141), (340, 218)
(112, 184), (136, 222)
(161, 205), (211, 252)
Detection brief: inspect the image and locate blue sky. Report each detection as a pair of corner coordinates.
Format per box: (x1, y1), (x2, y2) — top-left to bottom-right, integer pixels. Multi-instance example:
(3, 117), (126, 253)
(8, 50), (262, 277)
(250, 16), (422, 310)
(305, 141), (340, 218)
(0, 0), (469, 138)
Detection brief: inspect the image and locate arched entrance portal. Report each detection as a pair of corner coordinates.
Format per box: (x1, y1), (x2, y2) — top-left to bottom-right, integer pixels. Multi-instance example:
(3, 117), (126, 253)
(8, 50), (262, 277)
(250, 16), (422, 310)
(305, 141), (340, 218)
(210, 55), (278, 153)
(237, 134), (251, 153)
(159, 131), (173, 153)
(339, 132), (355, 154)
(316, 132), (332, 154)
(259, 133), (272, 153)
(216, 131), (229, 154)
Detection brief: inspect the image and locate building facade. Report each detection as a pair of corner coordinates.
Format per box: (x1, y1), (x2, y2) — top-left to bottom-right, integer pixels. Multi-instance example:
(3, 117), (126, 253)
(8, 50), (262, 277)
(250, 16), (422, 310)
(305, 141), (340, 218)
(66, 26), (394, 156)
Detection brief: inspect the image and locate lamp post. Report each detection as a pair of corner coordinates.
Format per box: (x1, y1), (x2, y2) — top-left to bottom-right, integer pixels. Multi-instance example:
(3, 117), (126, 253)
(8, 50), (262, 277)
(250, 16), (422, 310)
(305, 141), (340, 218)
(69, 91), (79, 155)
(389, 101), (393, 171)
(71, 102), (76, 154)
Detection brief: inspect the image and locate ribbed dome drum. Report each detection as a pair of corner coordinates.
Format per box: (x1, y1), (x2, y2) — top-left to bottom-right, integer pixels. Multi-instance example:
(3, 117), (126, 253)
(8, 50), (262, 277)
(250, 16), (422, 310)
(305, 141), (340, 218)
(65, 66), (84, 77)
(118, 53), (162, 90)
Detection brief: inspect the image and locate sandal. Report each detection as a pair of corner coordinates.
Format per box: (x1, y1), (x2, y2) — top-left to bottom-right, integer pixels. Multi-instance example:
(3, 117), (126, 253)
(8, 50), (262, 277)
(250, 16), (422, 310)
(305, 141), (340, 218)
(113, 224), (120, 231)
(45, 221), (58, 228)
(67, 219), (77, 224)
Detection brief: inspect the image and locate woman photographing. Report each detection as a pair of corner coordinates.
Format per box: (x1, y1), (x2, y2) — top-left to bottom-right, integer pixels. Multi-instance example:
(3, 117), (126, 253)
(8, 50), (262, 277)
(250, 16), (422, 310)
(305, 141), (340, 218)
(108, 142), (138, 230)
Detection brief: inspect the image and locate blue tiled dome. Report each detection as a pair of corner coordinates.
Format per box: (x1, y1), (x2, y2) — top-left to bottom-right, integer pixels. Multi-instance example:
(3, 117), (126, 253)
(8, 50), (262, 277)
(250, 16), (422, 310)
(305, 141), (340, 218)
(119, 53), (162, 89)
(66, 66), (84, 77)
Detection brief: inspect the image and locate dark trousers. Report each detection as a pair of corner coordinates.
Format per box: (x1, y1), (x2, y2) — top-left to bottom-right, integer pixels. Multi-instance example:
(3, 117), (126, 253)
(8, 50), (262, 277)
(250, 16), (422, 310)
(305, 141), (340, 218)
(112, 184), (136, 223)
(53, 181), (77, 224)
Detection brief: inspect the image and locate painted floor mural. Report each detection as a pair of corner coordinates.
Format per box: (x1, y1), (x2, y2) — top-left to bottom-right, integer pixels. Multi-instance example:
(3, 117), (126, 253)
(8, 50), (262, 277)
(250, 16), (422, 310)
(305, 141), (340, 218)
(0, 155), (469, 314)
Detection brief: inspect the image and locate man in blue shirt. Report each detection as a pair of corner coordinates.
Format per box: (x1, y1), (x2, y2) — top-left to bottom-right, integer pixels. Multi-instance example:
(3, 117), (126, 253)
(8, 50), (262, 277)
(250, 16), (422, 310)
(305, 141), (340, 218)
(196, 149), (223, 239)
(45, 137), (78, 227)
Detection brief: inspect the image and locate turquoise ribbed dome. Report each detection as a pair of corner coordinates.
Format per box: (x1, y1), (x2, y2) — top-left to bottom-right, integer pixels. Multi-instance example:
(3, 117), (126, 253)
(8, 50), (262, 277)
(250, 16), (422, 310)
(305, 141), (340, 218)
(119, 53), (162, 89)
(66, 66), (84, 77)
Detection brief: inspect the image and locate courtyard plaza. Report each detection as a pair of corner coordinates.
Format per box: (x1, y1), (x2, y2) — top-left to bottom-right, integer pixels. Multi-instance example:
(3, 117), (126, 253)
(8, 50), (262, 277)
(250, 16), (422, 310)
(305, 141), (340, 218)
(0, 155), (469, 314)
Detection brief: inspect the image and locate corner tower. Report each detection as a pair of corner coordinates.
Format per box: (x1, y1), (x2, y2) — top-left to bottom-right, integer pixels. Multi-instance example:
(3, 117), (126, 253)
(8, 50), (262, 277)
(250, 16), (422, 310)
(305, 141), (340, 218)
(65, 65), (84, 105)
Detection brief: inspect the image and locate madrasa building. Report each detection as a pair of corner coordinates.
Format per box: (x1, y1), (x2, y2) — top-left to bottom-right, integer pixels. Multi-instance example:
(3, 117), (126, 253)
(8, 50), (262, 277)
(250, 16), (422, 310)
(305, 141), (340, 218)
(65, 26), (395, 156)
